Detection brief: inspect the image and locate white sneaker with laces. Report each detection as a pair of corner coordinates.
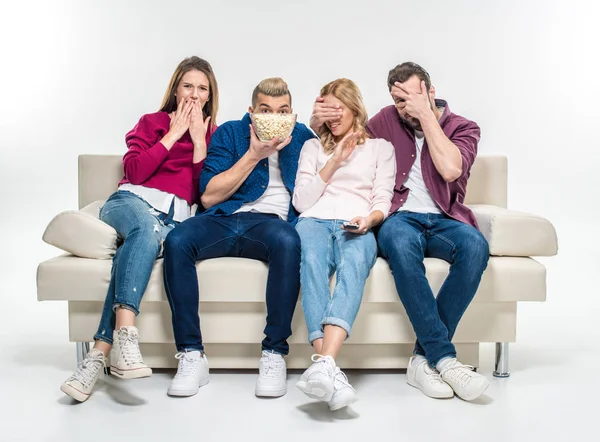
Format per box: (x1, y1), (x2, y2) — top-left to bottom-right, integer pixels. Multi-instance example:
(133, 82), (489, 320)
(295, 354), (336, 402)
(407, 355), (454, 399)
(328, 367), (357, 411)
(438, 358), (490, 401)
(110, 326), (152, 379)
(60, 349), (107, 402)
(255, 350), (287, 397)
(167, 350), (210, 397)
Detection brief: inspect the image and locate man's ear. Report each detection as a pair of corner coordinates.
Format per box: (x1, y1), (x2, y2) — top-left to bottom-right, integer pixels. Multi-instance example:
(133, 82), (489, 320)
(429, 85), (436, 102)
(248, 106), (254, 114)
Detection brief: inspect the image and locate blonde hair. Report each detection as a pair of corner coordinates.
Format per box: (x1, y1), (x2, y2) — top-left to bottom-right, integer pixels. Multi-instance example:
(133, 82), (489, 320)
(251, 77), (292, 107)
(159, 56), (219, 130)
(318, 78), (368, 153)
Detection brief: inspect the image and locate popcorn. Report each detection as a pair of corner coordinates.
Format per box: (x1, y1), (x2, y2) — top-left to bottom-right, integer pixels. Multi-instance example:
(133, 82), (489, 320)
(251, 113), (297, 142)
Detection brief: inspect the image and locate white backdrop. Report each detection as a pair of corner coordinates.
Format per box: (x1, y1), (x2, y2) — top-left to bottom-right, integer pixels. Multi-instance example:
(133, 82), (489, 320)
(1, 0), (598, 329)
(0, 1), (599, 438)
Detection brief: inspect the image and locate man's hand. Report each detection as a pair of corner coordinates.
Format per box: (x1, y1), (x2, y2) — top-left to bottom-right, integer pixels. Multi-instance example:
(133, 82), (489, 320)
(309, 96), (342, 133)
(247, 124), (292, 162)
(391, 80), (434, 120)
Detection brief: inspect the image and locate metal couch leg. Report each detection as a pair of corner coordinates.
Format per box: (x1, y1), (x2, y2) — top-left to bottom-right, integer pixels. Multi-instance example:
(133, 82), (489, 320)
(76, 342), (90, 366)
(493, 342), (510, 377)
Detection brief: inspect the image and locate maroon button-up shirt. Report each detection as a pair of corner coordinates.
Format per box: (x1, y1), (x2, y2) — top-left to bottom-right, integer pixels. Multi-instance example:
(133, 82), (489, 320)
(366, 99), (481, 228)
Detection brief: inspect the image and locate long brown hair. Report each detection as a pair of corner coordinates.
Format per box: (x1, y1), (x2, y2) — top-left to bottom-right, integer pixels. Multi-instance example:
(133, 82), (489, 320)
(159, 56), (219, 129)
(318, 78), (368, 153)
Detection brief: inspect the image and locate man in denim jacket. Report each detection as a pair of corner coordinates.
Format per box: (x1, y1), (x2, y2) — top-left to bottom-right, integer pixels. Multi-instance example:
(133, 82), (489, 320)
(164, 78), (315, 398)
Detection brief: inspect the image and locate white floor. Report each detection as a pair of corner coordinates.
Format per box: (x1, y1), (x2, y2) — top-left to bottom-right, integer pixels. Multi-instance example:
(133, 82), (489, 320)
(2, 223), (598, 442)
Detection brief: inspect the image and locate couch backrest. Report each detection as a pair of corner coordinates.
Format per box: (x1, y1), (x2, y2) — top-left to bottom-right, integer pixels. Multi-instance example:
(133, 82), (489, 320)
(78, 154), (507, 209)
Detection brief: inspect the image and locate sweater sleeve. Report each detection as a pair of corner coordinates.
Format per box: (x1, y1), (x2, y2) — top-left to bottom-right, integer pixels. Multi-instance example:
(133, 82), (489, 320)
(122, 114), (169, 185)
(292, 139), (328, 213)
(192, 125), (217, 205)
(369, 139), (397, 218)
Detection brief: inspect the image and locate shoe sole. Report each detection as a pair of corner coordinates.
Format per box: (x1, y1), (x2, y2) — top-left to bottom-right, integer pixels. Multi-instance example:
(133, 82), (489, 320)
(255, 387), (287, 398)
(329, 395), (358, 411)
(296, 380), (334, 402)
(455, 380), (490, 401)
(167, 377), (210, 397)
(407, 378), (454, 399)
(60, 384), (89, 403)
(110, 366), (152, 379)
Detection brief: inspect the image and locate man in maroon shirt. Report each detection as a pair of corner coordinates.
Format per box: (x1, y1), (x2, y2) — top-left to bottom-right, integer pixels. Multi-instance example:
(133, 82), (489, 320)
(310, 62), (490, 401)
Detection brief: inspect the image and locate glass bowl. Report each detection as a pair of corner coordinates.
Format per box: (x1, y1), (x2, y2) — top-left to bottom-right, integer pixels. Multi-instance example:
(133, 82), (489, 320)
(250, 113), (297, 142)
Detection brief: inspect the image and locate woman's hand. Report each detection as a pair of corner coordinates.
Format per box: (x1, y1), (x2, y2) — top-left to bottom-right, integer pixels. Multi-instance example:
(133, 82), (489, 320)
(162, 98), (193, 149)
(341, 216), (370, 235)
(330, 131), (362, 166)
(189, 101), (211, 148)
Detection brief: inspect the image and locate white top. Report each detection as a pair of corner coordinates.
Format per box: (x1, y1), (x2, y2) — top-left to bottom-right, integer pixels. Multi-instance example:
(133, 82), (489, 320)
(293, 138), (396, 221)
(398, 131), (442, 214)
(235, 152), (290, 221)
(118, 183), (191, 222)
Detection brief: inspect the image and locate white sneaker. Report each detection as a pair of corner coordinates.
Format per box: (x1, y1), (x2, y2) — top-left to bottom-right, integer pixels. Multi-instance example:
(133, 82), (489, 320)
(110, 326), (152, 379)
(328, 367), (357, 411)
(255, 350), (287, 397)
(60, 349), (106, 402)
(167, 350), (210, 397)
(439, 358), (490, 401)
(407, 355), (454, 399)
(295, 354), (336, 402)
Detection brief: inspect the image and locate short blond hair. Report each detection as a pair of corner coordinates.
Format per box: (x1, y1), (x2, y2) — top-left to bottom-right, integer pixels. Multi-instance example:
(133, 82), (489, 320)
(251, 77), (292, 107)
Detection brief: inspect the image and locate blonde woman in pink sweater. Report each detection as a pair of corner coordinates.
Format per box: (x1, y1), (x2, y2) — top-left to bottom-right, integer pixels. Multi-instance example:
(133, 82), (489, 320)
(292, 79), (396, 410)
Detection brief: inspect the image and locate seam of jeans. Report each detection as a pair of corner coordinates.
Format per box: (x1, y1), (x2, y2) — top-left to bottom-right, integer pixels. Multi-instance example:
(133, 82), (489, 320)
(431, 232), (456, 252)
(239, 235), (269, 254)
(197, 236), (237, 255)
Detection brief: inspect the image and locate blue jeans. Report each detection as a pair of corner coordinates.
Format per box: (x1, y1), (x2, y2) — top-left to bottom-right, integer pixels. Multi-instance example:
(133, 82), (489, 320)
(94, 190), (177, 345)
(377, 212), (489, 366)
(296, 218), (377, 343)
(162, 212), (301, 355)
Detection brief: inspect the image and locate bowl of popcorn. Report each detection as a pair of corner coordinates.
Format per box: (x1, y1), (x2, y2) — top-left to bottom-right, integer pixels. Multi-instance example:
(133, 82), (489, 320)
(250, 113), (297, 142)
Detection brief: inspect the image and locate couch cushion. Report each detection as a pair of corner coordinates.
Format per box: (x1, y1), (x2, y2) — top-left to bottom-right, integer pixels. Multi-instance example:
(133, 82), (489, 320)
(37, 256), (546, 303)
(470, 204), (558, 257)
(42, 200), (117, 259)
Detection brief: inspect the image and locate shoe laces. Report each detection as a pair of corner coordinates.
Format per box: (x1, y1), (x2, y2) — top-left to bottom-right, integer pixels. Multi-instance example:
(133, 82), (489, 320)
(119, 328), (144, 365)
(68, 352), (105, 387)
(174, 351), (202, 377)
(422, 362), (446, 385)
(310, 354), (335, 375)
(260, 351), (285, 379)
(440, 360), (476, 387)
(333, 367), (355, 391)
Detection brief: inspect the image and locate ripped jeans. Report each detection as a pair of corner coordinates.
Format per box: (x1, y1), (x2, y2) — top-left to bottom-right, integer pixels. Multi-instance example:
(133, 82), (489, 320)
(94, 190), (178, 345)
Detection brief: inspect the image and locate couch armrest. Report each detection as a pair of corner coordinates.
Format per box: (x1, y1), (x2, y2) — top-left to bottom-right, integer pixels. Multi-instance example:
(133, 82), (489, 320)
(42, 200), (118, 259)
(470, 204), (558, 257)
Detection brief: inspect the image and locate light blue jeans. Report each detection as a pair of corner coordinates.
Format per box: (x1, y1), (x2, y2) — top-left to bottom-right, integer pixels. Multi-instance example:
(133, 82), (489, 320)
(94, 190), (178, 345)
(296, 218), (377, 344)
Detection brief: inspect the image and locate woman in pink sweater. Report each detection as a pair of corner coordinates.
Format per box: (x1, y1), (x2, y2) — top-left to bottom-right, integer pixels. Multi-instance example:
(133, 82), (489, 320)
(293, 79), (396, 410)
(61, 56), (219, 403)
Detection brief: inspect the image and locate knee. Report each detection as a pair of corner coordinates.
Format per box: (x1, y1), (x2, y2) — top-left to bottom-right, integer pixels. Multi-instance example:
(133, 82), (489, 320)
(163, 226), (192, 258)
(458, 228), (490, 267)
(271, 225), (301, 255)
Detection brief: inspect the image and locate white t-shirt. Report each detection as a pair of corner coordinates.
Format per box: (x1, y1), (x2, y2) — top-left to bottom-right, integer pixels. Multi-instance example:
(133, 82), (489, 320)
(118, 183), (191, 222)
(398, 131), (441, 214)
(235, 152), (290, 221)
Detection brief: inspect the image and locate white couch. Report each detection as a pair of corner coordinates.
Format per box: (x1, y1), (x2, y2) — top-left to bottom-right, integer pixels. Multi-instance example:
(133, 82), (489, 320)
(37, 154), (558, 375)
